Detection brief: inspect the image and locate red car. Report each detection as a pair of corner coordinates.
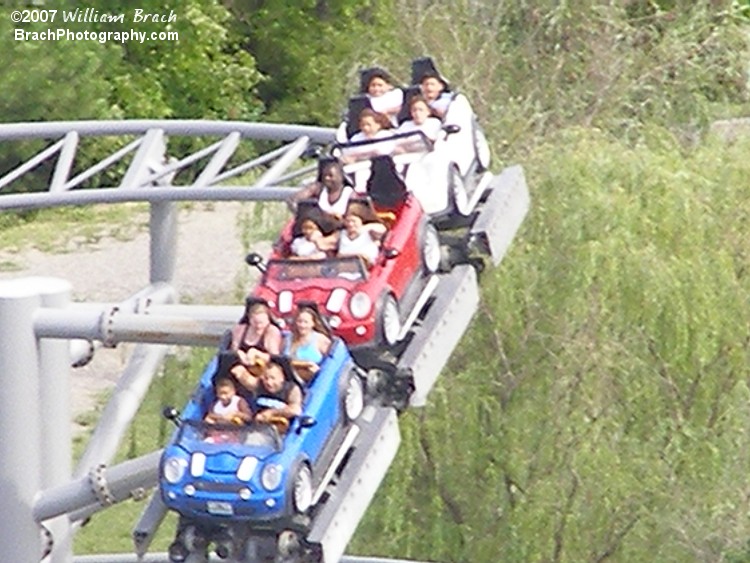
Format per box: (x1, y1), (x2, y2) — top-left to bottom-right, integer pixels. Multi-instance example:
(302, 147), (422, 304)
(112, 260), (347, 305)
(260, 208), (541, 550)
(246, 156), (440, 362)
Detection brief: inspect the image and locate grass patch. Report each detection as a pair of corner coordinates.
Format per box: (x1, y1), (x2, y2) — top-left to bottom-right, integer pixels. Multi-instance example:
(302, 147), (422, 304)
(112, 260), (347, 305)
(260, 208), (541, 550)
(0, 258), (23, 272)
(0, 203), (150, 254)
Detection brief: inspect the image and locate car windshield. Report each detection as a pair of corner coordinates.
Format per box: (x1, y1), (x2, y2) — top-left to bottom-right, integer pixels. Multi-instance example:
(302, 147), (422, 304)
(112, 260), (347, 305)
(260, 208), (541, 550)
(266, 257), (367, 282)
(177, 419), (282, 451)
(338, 130), (433, 154)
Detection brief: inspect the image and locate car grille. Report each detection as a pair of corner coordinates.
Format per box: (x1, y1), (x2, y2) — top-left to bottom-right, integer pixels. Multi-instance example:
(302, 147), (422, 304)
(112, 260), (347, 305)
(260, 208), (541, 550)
(192, 481), (245, 493)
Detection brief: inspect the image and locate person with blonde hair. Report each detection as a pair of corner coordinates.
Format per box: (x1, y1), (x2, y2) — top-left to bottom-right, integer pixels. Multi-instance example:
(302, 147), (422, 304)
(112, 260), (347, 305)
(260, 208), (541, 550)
(282, 305), (332, 379)
(229, 299), (282, 374)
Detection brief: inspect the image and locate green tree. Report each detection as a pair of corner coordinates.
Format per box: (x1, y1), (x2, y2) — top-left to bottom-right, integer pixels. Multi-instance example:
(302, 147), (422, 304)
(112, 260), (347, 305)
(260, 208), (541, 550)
(226, 0), (400, 124)
(352, 129), (750, 562)
(0, 0), (265, 192)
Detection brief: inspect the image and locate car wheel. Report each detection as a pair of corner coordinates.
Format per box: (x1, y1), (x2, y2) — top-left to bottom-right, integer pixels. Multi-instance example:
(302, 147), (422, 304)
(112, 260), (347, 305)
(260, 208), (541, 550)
(292, 463), (313, 514)
(473, 118), (491, 172)
(344, 371), (365, 422)
(448, 163), (470, 217)
(275, 530), (301, 561)
(380, 294), (401, 346)
(421, 223), (441, 274)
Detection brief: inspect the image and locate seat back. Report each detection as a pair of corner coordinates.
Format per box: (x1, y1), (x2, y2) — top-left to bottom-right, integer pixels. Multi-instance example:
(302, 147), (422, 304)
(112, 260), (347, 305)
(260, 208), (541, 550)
(410, 56), (452, 92)
(359, 67), (392, 93)
(293, 200), (341, 238)
(366, 155), (408, 211)
(396, 85), (422, 125)
(344, 95), (373, 139)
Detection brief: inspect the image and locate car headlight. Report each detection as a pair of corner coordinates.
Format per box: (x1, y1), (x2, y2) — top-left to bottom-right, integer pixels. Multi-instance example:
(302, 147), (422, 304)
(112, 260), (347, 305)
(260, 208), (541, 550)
(349, 292), (372, 320)
(261, 463), (283, 491)
(163, 456), (188, 484)
(278, 290), (293, 314)
(237, 456), (258, 482)
(326, 288), (348, 313)
(190, 453), (206, 477)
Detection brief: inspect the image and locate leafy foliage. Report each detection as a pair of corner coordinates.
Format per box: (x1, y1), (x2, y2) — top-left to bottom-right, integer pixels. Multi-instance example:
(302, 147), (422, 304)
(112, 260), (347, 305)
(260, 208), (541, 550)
(351, 129), (750, 562)
(4, 0), (750, 560)
(225, 0), (400, 124)
(0, 0), (263, 192)
(384, 0), (750, 160)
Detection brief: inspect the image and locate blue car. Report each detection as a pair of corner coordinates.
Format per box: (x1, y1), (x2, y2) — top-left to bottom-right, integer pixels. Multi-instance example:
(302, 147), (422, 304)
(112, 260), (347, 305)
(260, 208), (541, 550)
(159, 339), (366, 561)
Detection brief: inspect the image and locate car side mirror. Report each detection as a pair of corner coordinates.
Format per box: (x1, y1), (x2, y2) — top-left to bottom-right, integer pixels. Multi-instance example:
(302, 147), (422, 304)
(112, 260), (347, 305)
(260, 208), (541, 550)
(383, 248), (400, 259)
(296, 416), (316, 434)
(162, 406), (181, 426)
(443, 124), (461, 135)
(301, 145), (322, 160)
(245, 252), (267, 273)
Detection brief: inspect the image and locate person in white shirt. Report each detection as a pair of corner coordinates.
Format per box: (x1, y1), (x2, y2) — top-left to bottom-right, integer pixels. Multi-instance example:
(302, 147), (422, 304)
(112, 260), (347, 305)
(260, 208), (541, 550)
(361, 67), (404, 125)
(204, 375), (252, 425)
(418, 71), (453, 118)
(290, 218), (327, 259)
(336, 205), (386, 266)
(316, 201), (387, 266)
(395, 94), (443, 153)
(341, 108), (395, 163)
(287, 159), (355, 219)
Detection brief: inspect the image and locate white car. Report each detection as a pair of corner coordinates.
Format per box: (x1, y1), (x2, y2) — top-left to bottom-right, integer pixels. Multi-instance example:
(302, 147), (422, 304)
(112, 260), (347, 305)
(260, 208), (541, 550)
(334, 72), (491, 226)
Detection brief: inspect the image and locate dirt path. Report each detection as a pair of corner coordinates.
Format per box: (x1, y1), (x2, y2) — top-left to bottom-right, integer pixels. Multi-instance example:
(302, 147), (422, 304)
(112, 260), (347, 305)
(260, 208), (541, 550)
(0, 202), (270, 425)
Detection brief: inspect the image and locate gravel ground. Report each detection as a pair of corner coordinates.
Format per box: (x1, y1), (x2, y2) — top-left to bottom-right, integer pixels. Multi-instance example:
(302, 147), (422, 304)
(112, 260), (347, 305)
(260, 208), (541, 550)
(0, 201), (270, 428)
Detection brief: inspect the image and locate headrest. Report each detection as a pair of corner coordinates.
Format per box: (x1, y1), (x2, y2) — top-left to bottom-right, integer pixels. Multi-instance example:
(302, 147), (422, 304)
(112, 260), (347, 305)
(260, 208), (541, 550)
(345, 95), (373, 139)
(411, 56), (450, 91)
(366, 156), (407, 209)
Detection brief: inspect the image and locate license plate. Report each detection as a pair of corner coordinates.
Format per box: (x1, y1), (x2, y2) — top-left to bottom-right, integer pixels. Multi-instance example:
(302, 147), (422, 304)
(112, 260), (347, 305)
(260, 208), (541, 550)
(206, 501), (234, 516)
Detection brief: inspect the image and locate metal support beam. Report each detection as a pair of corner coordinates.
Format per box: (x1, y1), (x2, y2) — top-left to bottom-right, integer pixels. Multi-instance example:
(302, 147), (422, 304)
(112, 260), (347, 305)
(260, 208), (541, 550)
(252, 135), (310, 189)
(71, 303), (242, 323)
(34, 450), (162, 523)
(132, 493), (169, 558)
(120, 128), (166, 190)
(36, 279), (75, 563)
(0, 185), (297, 211)
(0, 136), (66, 191)
(0, 279), (46, 562)
(73, 344), (168, 479)
(0, 120), (336, 144)
(150, 200), (178, 284)
(64, 137), (143, 191)
(469, 164), (530, 267)
(192, 132), (241, 189)
(50, 131), (79, 193)
(308, 407), (401, 563)
(34, 307), (230, 347)
(399, 266), (480, 407)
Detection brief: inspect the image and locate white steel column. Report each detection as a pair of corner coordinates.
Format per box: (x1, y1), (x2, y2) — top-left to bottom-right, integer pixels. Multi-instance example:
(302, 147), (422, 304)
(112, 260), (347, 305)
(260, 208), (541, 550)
(35, 278), (74, 563)
(0, 279), (45, 563)
(149, 201), (178, 284)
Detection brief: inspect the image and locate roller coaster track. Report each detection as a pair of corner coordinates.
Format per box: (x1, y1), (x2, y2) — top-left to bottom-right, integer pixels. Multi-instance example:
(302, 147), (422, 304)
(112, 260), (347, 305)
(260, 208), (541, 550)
(0, 120), (528, 563)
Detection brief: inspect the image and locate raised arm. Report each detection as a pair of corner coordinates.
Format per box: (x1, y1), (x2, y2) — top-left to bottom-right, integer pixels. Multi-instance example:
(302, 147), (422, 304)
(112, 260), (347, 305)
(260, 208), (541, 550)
(287, 181), (322, 212)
